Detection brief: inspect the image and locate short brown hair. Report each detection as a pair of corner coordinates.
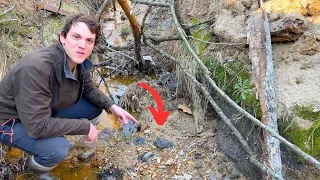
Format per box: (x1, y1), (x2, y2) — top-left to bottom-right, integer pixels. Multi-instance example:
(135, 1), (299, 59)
(60, 14), (101, 44)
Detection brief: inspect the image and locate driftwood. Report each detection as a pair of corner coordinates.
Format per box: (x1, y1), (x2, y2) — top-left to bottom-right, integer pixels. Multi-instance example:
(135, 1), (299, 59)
(247, 10), (282, 179)
(134, 0), (320, 176)
(270, 17), (305, 42)
(35, 2), (73, 16)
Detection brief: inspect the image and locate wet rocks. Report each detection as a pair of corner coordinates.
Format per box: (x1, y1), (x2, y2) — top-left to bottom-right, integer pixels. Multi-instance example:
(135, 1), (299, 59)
(153, 138), (174, 149)
(121, 120), (138, 138)
(100, 166), (122, 180)
(78, 150), (95, 161)
(133, 137), (146, 146)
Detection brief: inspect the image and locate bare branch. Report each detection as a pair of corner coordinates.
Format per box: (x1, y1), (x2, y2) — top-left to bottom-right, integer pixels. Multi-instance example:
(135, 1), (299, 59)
(136, 0), (320, 170)
(143, 38), (284, 180)
(95, 0), (111, 20)
(132, 0), (170, 7)
(146, 35), (180, 43)
(173, 0), (190, 36)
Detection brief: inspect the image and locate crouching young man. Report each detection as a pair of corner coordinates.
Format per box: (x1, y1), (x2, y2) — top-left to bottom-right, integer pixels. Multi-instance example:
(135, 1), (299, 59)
(0, 14), (138, 179)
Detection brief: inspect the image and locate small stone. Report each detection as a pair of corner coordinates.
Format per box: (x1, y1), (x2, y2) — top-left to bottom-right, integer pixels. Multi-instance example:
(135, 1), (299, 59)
(193, 151), (203, 159)
(208, 175), (217, 180)
(165, 158), (173, 165)
(139, 152), (154, 162)
(223, 176), (231, 180)
(153, 138), (174, 149)
(187, 160), (193, 165)
(78, 150), (95, 161)
(133, 137), (146, 146)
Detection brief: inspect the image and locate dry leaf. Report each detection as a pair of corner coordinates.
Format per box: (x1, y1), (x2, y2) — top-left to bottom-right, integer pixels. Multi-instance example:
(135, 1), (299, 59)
(178, 103), (192, 115)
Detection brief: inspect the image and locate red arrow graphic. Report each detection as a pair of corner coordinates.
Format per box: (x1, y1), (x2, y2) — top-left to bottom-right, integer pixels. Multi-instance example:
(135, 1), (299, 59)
(137, 82), (170, 125)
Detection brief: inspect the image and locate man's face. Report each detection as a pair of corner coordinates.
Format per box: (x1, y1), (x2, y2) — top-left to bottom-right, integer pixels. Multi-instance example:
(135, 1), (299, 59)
(60, 22), (96, 65)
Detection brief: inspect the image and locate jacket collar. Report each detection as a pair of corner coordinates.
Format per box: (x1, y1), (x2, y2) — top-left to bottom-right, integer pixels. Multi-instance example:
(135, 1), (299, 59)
(56, 43), (93, 81)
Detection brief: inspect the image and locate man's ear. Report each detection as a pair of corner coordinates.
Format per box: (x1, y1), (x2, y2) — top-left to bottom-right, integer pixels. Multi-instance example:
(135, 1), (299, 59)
(59, 33), (65, 43)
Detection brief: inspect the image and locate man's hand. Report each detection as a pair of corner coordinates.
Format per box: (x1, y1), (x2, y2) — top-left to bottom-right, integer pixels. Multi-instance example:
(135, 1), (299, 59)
(109, 104), (139, 124)
(85, 123), (98, 143)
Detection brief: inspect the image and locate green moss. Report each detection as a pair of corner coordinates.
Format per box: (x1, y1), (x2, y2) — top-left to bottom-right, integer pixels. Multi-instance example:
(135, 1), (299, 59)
(280, 105), (320, 160)
(293, 104), (320, 121)
(281, 120), (320, 160)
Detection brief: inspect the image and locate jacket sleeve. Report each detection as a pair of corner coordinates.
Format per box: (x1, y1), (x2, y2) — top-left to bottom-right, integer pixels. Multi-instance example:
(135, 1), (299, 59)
(82, 71), (115, 111)
(13, 65), (91, 139)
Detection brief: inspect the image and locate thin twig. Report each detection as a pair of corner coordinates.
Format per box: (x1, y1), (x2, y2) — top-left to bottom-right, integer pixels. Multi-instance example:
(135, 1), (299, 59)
(0, 6), (15, 17)
(187, 35), (243, 45)
(105, 46), (137, 63)
(132, 0), (170, 7)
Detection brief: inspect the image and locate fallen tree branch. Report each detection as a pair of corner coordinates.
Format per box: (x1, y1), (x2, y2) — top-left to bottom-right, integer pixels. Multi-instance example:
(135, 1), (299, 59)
(104, 45), (138, 63)
(143, 37), (284, 180)
(135, 0), (320, 170)
(95, 0), (111, 20)
(168, 1), (320, 169)
(146, 35), (180, 43)
(173, 0), (190, 36)
(248, 8), (282, 178)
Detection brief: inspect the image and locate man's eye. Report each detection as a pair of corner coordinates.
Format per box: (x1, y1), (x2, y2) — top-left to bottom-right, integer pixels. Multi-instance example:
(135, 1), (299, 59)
(87, 39), (94, 44)
(73, 35), (80, 39)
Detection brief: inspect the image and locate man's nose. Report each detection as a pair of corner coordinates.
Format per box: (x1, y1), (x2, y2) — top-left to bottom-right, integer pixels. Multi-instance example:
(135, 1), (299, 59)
(78, 39), (86, 48)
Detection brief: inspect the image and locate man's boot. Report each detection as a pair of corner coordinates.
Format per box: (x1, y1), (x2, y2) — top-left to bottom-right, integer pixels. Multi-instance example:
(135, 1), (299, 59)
(24, 155), (59, 180)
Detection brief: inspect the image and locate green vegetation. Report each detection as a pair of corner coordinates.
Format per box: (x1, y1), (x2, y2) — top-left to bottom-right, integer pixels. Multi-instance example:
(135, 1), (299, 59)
(188, 17), (261, 118)
(189, 18), (211, 57)
(204, 57), (261, 118)
(280, 105), (320, 160)
(120, 26), (131, 38)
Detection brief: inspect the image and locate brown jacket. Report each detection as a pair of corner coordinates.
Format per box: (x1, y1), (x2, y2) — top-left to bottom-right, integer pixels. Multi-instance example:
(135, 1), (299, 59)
(0, 43), (115, 138)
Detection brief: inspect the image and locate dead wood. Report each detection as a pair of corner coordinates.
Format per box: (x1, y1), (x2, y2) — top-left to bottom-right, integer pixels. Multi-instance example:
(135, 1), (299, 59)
(36, 2), (73, 16)
(247, 9), (282, 179)
(270, 17), (305, 42)
(173, 0), (190, 36)
(95, 0), (111, 20)
(143, 36), (284, 180)
(136, 0), (320, 175)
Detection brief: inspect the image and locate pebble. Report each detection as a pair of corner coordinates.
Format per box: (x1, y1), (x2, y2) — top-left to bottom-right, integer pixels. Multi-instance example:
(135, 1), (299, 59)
(140, 152), (154, 162)
(133, 137), (146, 146)
(121, 120), (137, 138)
(153, 138), (174, 149)
(78, 150), (95, 161)
(223, 176), (231, 180)
(208, 175), (217, 180)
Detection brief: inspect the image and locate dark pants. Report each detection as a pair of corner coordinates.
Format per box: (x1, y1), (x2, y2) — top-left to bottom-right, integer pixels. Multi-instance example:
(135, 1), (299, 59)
(0, 98), (102, 167)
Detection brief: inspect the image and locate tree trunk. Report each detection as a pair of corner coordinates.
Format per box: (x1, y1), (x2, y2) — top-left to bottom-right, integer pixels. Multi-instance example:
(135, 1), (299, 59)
(117, 0), (145, 69)
(247, 9), (282, 179)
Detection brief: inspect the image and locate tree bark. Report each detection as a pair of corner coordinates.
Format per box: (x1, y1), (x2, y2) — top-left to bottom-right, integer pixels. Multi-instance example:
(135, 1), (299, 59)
(247, 10), (282, 179)
(117, 0), (144, 69)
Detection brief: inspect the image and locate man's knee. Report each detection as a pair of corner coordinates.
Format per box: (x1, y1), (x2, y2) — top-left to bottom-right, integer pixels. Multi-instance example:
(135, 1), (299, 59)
(88, 107), (103, 120)
(35, 137), (71, 167)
